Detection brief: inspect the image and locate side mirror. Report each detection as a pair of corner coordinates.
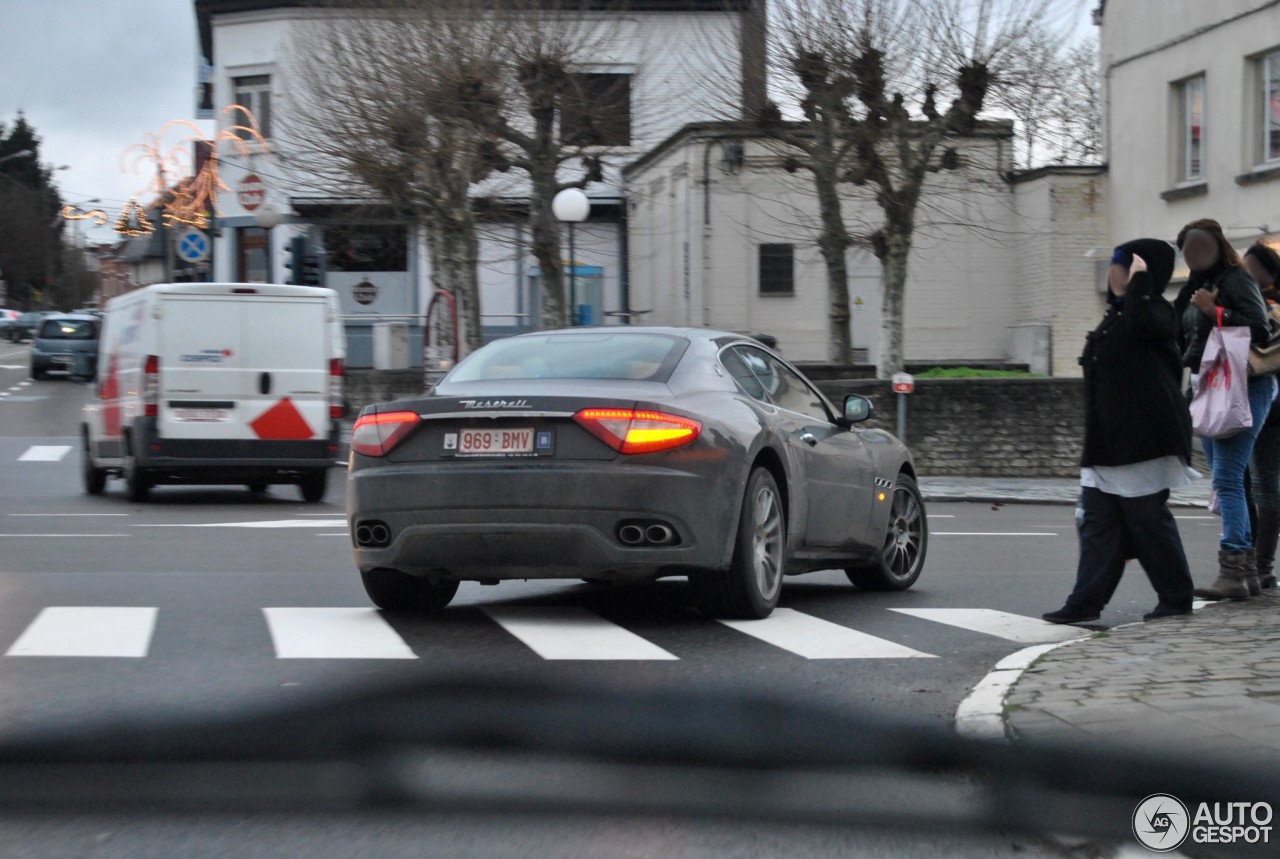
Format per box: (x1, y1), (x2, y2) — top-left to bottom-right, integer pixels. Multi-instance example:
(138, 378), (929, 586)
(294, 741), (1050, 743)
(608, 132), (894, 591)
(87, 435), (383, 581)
(843, 394), (872, 424)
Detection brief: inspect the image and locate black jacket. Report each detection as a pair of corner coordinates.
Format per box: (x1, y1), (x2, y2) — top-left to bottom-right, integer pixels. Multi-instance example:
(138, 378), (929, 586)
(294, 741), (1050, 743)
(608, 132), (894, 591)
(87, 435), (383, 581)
(1081, 239), (1192, 468)
(1173, 264), (1269, 372)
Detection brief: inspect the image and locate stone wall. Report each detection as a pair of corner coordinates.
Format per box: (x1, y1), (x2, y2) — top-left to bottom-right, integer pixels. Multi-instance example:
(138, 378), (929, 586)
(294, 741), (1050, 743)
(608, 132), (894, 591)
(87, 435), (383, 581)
(817, 378), (1087, 477)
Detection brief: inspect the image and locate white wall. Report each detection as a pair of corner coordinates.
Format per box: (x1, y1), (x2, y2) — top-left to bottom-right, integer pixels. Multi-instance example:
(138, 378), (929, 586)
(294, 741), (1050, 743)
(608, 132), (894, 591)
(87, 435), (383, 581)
(627, 130), (1028, 364)
(1103, 1), (1280, 249)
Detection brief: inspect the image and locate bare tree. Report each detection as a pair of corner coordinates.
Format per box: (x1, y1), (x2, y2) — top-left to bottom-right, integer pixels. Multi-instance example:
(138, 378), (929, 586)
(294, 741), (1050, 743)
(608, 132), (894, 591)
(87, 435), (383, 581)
(759, 0), (1082, 375)
(287, 2), (501, 354)
(989, 26), (1101, 168)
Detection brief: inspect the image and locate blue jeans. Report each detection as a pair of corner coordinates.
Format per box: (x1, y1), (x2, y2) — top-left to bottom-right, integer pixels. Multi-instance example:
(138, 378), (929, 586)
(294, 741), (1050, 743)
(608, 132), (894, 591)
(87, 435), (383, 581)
(1203, 374), (1278, 550)
(1248, 384), (1280, 511)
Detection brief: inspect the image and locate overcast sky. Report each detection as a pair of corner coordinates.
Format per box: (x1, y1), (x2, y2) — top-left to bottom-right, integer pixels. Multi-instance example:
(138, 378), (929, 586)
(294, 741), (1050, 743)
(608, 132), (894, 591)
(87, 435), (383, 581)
(0, 0), (209, 243)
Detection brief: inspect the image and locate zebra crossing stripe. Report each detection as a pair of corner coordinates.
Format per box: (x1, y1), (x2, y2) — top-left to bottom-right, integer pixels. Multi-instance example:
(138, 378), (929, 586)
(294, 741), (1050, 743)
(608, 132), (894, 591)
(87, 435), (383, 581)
(889, 608), (1088, 644)
(483, 606), (679, 660)
(717, 608), (935, 658)
(263, 607), (416, 659)
(6, 607), (157, 658)
(17, 445), (73, 462)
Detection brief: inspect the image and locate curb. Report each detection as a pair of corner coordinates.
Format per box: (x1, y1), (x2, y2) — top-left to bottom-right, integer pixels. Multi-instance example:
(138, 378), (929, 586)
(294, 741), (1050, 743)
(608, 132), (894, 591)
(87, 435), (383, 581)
(952, 640), (1081, 740)
(922, 493), (1209, 509)
(955, 600), (1223, 742)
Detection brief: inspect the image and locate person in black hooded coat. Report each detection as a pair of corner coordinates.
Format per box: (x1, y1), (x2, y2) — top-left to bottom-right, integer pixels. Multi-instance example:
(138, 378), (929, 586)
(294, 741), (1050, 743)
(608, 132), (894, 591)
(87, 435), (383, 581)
(1043, 239), (1196, 624)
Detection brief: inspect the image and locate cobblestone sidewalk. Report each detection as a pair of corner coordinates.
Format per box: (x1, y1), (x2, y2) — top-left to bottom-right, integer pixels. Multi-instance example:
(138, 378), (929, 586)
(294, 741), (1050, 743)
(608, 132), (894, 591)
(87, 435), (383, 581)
(1004, 591), (1280, 769)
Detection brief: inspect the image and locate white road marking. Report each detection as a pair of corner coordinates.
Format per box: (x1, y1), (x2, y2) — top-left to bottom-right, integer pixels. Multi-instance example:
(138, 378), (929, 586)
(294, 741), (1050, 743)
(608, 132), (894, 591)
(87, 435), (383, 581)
(890, 608), (1088, 643)
(263, 608), (416, 659)
(928, 515), (955, 518)
(134, 519), (346, 529)
(16, 380), (31, 387)
(954, 641), (1078, 739)
(932, 532), (1059, 537)
(0, 533), (128, 537)
(483, 606), (679, 660)
(17, 445), (73, 462)
(718, 608), (934, 659)
(1174, 516), (1216, 520)
(9, 513), (130, 517)
(6, 607), (157, 658)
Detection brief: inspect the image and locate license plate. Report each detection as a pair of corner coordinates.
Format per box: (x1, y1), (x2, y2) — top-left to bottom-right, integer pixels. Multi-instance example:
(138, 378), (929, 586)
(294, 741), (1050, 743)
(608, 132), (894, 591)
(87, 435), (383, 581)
(172, 408), (231, 423)
(52, 354), (73, 366)
(456, 427), (535, 455)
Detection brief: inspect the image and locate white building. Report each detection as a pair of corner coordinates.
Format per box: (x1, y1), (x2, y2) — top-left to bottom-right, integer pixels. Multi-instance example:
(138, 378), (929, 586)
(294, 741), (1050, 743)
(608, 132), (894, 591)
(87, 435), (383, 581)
(194, 0), (765, 366)
(624, 122), (1110, 375)
(1098, 0), (1280, 266)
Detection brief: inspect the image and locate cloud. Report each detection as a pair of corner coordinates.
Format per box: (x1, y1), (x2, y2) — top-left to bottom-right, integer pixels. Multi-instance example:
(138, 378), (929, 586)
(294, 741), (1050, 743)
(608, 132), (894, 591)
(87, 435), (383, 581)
(0, 0), (210, 242)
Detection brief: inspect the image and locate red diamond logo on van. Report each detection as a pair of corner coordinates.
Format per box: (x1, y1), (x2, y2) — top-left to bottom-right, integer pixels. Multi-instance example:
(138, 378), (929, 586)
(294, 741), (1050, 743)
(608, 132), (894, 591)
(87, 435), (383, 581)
(250, 397), (314, 440)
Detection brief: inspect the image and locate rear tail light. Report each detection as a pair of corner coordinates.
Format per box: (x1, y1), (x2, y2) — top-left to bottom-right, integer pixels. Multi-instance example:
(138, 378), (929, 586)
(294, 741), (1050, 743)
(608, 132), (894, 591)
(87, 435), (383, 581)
(351, 410), (421, 457)
(329, 358), (345, 419)
(573, 408), (702, 455)
(143, 354), (159, 418)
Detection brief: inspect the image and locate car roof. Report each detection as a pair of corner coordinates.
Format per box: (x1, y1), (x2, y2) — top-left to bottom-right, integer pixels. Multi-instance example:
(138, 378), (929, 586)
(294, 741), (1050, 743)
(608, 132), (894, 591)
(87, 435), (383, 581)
(506, 326), (753, 343)
(38, 313), (99, 323)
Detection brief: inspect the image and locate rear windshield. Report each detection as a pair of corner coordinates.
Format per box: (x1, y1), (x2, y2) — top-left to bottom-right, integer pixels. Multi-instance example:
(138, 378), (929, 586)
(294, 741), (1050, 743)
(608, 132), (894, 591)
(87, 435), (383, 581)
(448, 333), (688, 383)
(38, 319), (98, 340)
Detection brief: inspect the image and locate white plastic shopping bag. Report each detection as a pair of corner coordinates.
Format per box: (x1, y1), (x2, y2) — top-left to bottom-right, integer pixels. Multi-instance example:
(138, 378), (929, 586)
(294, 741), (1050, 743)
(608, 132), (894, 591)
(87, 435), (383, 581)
(1190, 318), (1253, 439)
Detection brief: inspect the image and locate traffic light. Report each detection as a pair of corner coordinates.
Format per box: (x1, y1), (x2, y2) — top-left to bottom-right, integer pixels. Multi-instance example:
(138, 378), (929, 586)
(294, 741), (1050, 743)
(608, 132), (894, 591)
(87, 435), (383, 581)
(285, 237), (324, 286)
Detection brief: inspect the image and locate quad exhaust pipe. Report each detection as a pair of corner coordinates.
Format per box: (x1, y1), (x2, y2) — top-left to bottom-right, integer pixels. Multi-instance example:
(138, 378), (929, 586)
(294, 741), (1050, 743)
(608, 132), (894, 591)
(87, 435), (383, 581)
(616, 520), (680, 547)
(354, 520), (391, 548)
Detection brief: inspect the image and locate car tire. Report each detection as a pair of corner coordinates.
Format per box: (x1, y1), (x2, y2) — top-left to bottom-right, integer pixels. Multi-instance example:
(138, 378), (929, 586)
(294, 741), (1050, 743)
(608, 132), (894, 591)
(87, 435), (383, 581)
(30, 366), (45, 381)
(690, 467), (786, 619)
(247, 482), (270, 495)
(360, 568), (459, 612)
(124, 439), (150, 503)
(298, 470), (327, 503)
(82, 435), (107, 496)
(845, 474), (927, 591)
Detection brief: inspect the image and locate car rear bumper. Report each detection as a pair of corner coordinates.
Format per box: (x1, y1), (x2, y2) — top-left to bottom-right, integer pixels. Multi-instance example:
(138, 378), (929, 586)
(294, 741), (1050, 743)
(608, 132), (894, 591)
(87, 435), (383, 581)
(347, 459), (743, 580)
(131, 420), (342, 479)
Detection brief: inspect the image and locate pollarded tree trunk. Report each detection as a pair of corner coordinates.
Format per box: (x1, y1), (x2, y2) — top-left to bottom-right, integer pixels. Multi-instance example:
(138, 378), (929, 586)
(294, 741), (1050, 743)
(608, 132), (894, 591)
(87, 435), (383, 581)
(424, 214), (483, 357)
(876, 225), (913, 379)
(527, 151), (567, 330)
(813, 165), (853, 363)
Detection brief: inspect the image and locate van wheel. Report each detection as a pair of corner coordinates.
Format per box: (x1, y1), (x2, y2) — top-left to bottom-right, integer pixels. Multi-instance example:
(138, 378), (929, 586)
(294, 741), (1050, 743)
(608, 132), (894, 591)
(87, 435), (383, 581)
(81, 437), (106, 496)
(361, 568), (458, 612)
(298, 469), (328, 503)
(690, 467), (786, 619)
(247, 482), (269, 495)
(30, 366), (45, 381)
(124, 441), (150, 503)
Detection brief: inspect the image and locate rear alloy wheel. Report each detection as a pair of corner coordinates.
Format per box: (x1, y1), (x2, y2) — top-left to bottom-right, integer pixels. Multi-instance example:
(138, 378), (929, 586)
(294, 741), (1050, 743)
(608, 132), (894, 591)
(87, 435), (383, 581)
(298, 469), (328, 503)
(361, 568), (459, 612)
(691, 467), (786, 619)
(81, 436), (106, 496)
(846, 474), (927, 591)
(124, 440), (150, 503)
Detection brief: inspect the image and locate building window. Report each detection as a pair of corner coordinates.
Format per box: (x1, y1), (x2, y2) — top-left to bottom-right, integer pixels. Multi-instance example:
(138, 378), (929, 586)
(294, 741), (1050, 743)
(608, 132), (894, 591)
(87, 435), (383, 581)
(233, 74), (271, 140)
(236, 227), (270, 283)
(1176, 75), (1205, 182)
(759, 244), (794, 295)
(1264, 51), (1280, 163)
(560, 74), (631, 147)
(324, 224), (408, 272)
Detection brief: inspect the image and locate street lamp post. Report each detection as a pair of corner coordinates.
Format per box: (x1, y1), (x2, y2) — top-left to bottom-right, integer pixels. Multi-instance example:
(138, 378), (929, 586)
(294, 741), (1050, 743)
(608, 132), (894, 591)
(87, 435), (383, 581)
(551, 188), (590, 326)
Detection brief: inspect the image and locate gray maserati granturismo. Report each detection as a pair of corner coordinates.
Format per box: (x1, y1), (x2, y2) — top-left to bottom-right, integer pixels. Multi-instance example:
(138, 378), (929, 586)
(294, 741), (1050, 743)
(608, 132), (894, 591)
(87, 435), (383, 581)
(346, 327), (926, 618)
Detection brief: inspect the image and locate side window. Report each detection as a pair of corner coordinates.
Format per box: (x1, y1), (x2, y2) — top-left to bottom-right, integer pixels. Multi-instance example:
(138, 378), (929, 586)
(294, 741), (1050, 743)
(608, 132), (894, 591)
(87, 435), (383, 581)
(736, 346), (831, 422)
(719, 347), (767, 400)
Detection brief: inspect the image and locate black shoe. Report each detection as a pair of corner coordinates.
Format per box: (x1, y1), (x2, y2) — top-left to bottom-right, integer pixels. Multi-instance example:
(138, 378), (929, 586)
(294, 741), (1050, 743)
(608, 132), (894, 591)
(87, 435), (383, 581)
(1143, 602), (1194, 621)
(1042, 605), (1101, 624)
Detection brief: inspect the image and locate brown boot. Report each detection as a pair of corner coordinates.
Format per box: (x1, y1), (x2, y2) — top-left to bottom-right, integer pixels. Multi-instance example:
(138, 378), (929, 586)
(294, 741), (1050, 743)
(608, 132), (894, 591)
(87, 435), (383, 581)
(1194, 550), (1251, 600)
(1243, 548), (1262, 597)
(1256, 508), (1280, 589)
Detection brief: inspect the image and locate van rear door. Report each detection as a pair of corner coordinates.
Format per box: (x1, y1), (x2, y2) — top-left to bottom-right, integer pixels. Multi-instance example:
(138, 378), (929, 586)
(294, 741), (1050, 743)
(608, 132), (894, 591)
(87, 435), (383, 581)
(159, 295), (246, 440)
(240, 296), (330, 441)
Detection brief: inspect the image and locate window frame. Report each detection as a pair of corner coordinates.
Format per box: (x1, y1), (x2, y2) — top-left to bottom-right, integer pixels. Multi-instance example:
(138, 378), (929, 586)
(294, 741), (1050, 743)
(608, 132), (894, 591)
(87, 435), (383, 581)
(758, 243), (795, 296)
(729, 344), (837, 424)
(559, 73), (632, 148)
(1175, 74), (1206, 184)
(231, 73), (272, 141)
(1262, 50), (1280, 165)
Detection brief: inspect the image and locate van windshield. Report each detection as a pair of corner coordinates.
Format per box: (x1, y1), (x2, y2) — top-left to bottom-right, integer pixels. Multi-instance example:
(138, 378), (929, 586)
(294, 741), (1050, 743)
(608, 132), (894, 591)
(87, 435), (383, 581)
(38, 319), (98, 340)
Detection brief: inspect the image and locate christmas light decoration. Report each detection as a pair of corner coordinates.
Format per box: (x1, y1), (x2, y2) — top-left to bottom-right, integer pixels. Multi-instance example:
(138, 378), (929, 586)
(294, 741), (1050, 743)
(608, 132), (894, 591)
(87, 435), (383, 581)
(60, 205), (110, 226)
(114, 198), (155, 237)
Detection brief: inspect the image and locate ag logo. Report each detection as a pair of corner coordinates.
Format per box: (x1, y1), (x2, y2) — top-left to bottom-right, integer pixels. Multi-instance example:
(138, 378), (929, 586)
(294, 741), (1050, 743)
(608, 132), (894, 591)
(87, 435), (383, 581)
(1133, 793), (1190, 851)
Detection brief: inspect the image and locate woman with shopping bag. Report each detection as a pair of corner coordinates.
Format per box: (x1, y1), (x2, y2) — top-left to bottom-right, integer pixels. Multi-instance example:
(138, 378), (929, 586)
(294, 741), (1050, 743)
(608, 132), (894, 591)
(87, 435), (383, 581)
(1174, 219), (1275, 599)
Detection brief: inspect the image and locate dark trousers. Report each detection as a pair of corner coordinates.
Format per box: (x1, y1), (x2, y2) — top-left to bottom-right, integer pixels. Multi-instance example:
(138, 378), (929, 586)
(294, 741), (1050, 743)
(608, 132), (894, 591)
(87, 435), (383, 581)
(1066, 487), (1195, 611)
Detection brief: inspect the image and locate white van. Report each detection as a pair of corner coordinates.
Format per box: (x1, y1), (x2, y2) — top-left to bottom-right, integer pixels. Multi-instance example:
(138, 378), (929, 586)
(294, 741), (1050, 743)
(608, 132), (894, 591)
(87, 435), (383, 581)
(82, 283), (347, 502)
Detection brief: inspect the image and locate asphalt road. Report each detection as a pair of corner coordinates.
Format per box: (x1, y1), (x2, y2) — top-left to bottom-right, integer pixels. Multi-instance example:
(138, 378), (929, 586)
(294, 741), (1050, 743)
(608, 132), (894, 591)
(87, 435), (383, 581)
(0, 340), (1228, 856)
